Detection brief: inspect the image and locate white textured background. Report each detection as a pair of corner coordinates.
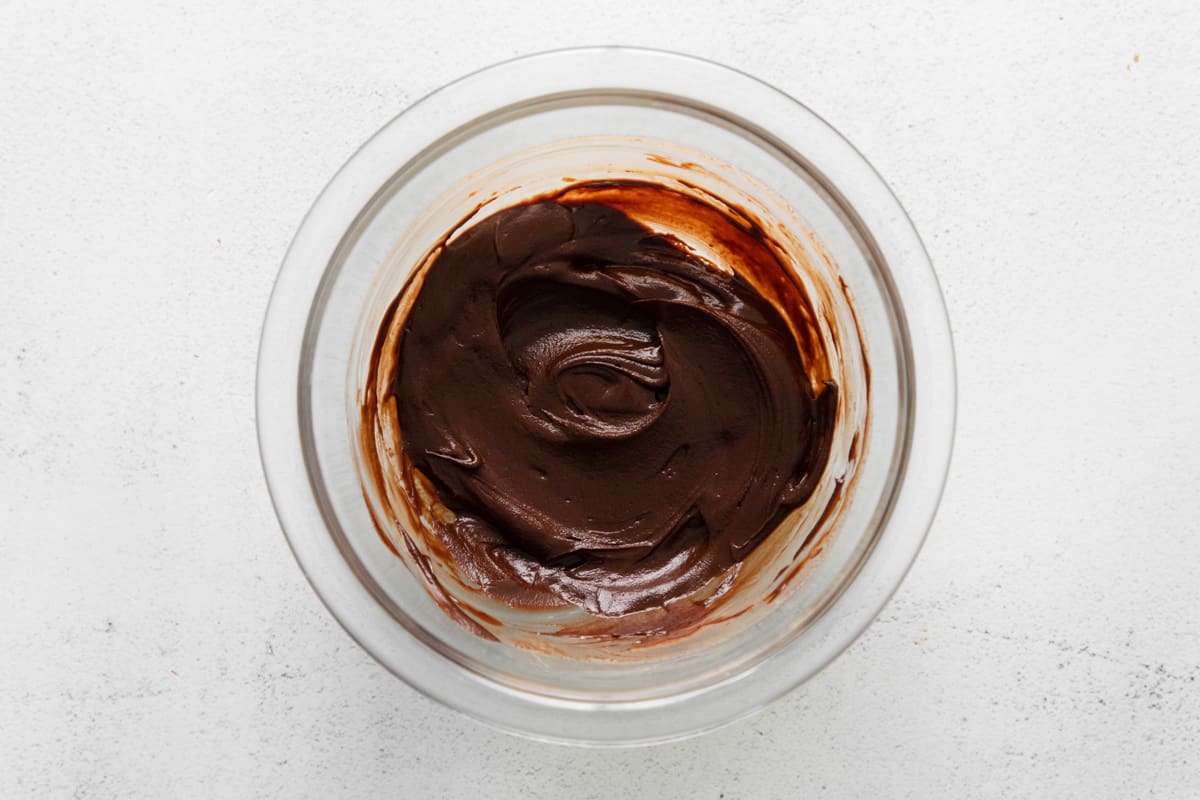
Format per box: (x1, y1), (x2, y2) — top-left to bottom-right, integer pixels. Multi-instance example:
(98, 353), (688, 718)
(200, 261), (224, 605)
(3, 1), (1199, 797)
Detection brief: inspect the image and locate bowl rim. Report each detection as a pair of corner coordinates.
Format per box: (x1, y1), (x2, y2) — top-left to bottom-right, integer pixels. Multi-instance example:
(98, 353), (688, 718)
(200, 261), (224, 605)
(256, 45), (956, 746)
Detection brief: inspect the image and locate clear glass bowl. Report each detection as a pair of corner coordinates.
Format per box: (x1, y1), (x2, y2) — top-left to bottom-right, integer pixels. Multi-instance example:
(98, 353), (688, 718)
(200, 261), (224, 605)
(257, 47), (955, 745)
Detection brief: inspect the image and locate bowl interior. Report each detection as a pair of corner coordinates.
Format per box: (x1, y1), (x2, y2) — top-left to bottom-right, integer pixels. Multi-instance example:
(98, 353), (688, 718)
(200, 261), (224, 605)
(299, 92), (909, 702)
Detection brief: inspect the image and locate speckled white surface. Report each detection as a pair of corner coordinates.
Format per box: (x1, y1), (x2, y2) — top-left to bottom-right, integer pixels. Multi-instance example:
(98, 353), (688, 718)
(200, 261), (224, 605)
(3, 1), (1199, 797)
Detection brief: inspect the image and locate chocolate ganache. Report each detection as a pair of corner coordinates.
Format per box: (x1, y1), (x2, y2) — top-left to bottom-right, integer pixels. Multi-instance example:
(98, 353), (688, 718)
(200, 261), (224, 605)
(371, 180), (839, 626)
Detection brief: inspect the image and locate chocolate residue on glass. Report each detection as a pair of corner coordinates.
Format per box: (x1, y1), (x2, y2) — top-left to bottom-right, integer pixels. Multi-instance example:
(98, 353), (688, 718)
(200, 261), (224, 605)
(362, 180), (853, 641)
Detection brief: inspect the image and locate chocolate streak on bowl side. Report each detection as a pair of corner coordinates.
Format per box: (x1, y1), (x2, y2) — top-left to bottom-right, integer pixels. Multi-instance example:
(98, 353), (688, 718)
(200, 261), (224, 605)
(363, 180), (857, 643)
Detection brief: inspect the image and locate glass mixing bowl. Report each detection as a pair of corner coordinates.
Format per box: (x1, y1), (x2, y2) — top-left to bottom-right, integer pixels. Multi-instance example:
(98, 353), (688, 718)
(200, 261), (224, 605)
(257, 47), (955, 745)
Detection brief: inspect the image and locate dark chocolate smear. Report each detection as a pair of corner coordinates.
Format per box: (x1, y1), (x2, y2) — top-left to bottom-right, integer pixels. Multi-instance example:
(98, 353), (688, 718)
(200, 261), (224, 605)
(391, 189), (837, 618)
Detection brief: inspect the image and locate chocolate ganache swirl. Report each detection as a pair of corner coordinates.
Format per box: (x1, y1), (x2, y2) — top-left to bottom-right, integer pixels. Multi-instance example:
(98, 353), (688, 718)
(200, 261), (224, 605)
(378, 181), (839, 622)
